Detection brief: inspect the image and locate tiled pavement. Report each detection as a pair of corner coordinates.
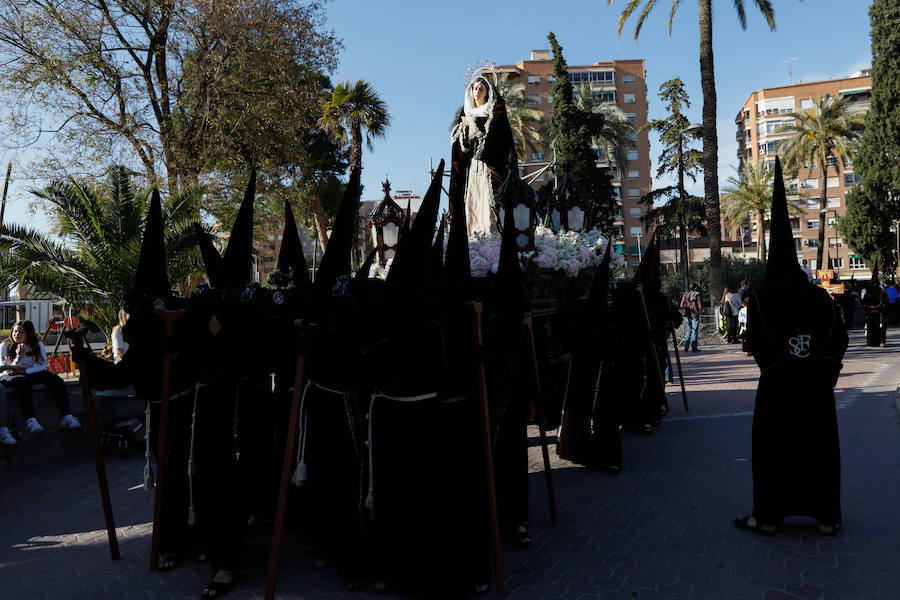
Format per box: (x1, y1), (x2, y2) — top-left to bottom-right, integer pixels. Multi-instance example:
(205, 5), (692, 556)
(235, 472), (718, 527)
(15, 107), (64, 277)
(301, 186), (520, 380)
(2, 329), (899, 600)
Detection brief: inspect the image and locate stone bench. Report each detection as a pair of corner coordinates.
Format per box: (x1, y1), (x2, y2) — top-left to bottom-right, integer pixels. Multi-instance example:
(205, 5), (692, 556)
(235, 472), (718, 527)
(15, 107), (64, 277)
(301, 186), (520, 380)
(1, 379), (145, 472)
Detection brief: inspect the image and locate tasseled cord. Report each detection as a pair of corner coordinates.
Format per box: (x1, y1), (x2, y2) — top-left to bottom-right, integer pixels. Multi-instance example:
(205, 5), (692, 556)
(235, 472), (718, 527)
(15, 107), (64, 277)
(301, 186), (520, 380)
(365, 391), (438, 520)
(290, 381), (313, 486)
(187, 383), (207, 526)
(142, 400), (154, 491)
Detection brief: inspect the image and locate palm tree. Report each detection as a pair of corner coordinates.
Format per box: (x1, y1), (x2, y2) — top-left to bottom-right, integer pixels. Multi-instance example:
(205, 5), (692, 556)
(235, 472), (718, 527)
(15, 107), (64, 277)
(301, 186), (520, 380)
(610, 0), (776, 303)
(319, 79), (391, 186)
(0, 166), (206, 342)
(721, 160), (777, 262)
(778, 94), (865, 268)
(573, 82), (636, 176)
(485, 72), (545, 162)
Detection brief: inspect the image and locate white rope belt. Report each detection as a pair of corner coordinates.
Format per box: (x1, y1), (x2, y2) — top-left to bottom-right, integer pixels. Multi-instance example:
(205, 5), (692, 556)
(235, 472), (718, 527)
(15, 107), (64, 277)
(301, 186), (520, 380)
(142, 384), (200, 493)
(290, 379), (348, 487)
(365, 390), (438, 518)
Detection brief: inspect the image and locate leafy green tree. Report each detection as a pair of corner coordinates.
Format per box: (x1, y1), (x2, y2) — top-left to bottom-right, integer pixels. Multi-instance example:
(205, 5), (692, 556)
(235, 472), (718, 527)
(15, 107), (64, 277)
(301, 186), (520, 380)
(610, 0), (777, 303)
(841, 0), (900, 277)
(641, 77), (703, 276)
(573, 82), (636, 177)
(721, 160), (775, 262)
(0, 0), (341, 233)
(779, 94), (864, 267)
(0, 166), (206, 341)
(547, 32), (615, 233)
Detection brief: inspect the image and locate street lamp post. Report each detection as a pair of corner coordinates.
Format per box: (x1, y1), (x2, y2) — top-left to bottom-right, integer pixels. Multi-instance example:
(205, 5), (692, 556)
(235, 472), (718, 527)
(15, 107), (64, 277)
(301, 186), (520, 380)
(636, 231), (643, 263)
(678, 122), (704, 292)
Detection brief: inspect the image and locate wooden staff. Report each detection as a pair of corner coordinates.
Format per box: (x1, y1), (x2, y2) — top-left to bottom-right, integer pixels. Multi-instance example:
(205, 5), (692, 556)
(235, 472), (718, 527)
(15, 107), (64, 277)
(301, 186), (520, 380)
(265, 321), (310, 600)
(467, 302), (504, 594)
(65, 328), (120, 560)
(149, 309), (185, 571)
(665, 292), (689, 412)
(521, 314), (558, 523)
(636, 288), (668, 413)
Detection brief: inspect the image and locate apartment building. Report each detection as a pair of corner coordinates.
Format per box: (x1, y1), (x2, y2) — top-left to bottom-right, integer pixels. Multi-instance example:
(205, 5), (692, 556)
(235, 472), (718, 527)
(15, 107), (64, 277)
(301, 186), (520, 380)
(733, 70), (872, 277)
(487, 51), (652, 266)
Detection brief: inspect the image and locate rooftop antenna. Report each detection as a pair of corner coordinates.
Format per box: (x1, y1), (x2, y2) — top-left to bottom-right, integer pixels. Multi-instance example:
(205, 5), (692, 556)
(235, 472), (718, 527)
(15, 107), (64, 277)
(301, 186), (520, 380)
(782, 57), (799, 84)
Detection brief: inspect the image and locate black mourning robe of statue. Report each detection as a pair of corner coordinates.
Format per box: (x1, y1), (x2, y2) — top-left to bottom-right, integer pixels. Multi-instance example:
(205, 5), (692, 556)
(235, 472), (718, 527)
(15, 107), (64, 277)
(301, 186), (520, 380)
(449, 76), (516, 237)
(747, 283), (847, 526)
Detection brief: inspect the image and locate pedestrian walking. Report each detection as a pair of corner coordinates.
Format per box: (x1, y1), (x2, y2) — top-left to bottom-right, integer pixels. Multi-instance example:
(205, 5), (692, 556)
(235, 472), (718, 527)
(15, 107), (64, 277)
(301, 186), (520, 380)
(679, 284), (702, 352)
(720, 284), (741, 343)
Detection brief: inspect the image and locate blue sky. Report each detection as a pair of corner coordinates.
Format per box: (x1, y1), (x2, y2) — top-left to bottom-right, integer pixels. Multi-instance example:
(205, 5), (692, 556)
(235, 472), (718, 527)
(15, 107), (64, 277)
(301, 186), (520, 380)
(0, 0), (874, 229)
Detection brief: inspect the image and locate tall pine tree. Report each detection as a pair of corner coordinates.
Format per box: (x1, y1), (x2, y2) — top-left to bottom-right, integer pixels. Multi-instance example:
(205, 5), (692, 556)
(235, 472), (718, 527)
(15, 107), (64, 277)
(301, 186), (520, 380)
(547, 32), (615, 234)
(841, 0), (900, 277)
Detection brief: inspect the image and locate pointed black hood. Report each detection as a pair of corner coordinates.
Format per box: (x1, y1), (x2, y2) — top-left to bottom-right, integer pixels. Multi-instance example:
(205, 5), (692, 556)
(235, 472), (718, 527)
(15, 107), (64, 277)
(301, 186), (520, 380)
(495, 170), (525, 308)
(632, 228), (661, 296)
(429, 213), (447, 279)
(317, 166), (361, 293)
(444, 169), (471, 292)
(387, 159), (445, 286)
(586, 240), (612, 322)
(194, 223), (225, 288)
(870, 256), (880, 287)
(765, 157), (807, 287)
(356, 248), (377, 280)
(275, 199), (309, 286)
(134, 189), (170, 296)
(221, 168), (256, 288)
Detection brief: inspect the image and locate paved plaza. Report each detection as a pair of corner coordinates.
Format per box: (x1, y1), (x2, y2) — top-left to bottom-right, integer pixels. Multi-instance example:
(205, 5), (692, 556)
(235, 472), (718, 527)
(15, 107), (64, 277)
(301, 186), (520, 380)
(2, 329), (899, 600)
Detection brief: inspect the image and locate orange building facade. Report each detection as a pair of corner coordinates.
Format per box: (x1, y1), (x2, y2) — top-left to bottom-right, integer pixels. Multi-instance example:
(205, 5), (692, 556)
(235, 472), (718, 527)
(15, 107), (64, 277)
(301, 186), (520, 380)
(733, 70), (872, 277)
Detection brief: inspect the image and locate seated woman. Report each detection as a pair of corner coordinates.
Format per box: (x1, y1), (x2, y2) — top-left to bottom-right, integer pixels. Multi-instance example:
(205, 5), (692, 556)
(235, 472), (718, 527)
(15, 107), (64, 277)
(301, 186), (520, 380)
(0, 384), (15, 445)
(111, 308), (130, 364)
(0, 320), (81, 433)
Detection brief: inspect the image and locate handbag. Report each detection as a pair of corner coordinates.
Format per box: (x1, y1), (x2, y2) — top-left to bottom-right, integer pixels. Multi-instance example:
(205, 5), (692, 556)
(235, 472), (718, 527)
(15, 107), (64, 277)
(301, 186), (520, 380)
(722, 301), (733, 317)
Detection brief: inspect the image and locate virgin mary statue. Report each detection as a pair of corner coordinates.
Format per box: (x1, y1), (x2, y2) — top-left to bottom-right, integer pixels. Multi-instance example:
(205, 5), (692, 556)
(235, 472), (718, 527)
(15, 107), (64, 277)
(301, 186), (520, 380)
(450, 75), (517, 238)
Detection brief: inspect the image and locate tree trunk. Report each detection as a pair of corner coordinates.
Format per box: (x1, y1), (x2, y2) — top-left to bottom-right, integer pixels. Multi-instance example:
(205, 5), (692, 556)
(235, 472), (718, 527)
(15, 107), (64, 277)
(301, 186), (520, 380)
(757, 209), (767, 263)
(698, 0), (723, 303)
(308, 188), (329, 250)
(350, 126), (363, 268)
(817, 156), (828, 268)
(678, 135), (689, 289)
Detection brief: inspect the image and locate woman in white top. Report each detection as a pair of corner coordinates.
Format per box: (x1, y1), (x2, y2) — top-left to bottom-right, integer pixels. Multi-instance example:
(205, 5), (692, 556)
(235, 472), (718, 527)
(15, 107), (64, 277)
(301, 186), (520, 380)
(111, 308), (130, 364)
(720, 284), (742, 344)
(0, 320), (81, 433)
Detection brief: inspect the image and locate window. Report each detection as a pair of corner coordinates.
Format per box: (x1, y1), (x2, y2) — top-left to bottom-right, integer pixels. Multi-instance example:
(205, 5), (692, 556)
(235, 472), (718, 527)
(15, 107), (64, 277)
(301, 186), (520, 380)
(828, 257), (844, 269)
(807, 219), (819, 229)
(803, 178), (819, 189)
(757, 141), (781, 155)
(624, 93), (636, 104)
(827, 217), (837, 227)
(547, 94), (553, 104)
(595, 90), (616, 103)
(622, 73), (635, 84)
(849, 256), (866, 270)
(829, 237), (843, 248)
(627, 169), (640, 179)
(807, 239), (818, 249)
(594, 148), (605, 161)
(526, 94), (541, 105)
(626, 131), (638, 141)
(806, 199), (820, 209)
(629, 226), (643, 237)
(826, 176), (840, 188)
(842, 156), (853, 169)
(613, 185), (622, 199)
(844, 173), (861, 187)
(826, 197), (840, 208)
(628, 188), (641, 198)
(567, 70), (615, 84)
(626, 112), (637, 122)
(757, 118), (793, 137)
(629, 207), (641, 217)
(530, 151), (544, 161)
(800, 98), (813, 110)
(626, 150), (638, 160)
(527, 75), (540, 85)
(826, 156), (837, 168)
(793, 238), (802, 251)
(546, 75), (555, 84)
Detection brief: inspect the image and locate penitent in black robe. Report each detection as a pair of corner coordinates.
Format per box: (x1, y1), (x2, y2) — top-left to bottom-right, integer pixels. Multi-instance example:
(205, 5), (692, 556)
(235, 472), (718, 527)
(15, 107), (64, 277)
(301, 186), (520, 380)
(747, 283), (848, 526)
